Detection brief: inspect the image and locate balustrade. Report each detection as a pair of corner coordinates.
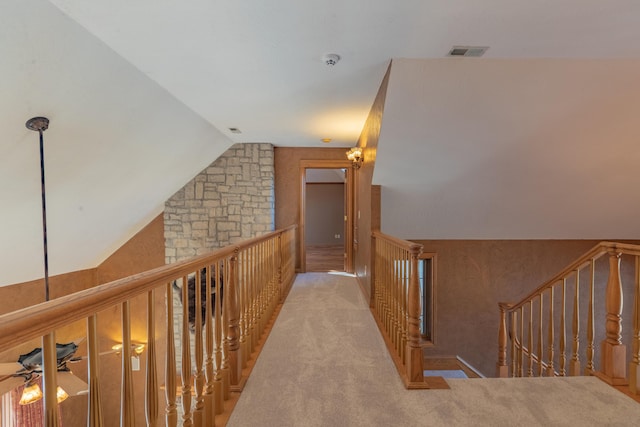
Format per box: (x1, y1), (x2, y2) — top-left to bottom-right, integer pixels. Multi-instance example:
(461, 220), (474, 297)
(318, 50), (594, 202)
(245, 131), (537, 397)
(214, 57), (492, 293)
(0, 225), (296, 426)
(496, 242), (640, 396)
(371, 231), (433, 389)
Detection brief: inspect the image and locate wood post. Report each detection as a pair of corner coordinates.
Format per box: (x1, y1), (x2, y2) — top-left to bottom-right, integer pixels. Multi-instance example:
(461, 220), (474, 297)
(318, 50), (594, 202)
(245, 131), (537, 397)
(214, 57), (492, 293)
(630, 256), (640, 394)
(42, 332), (59, 427)
(121, 301), (135, 427)
(598, 250), (627, 385)
(570, 270), (581, 376)
(405, 245), (424, 383)
(87, 315), (104, 426)
(165, 283), (178, 427)
(145, 290), (159, 427)
(227, 249), (243, 386)
(497, 303), (509, 378)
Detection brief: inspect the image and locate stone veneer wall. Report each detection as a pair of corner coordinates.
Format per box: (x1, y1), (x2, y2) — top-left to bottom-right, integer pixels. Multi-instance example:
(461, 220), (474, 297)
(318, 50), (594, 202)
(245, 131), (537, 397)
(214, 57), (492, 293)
(164, 143), (275, 263)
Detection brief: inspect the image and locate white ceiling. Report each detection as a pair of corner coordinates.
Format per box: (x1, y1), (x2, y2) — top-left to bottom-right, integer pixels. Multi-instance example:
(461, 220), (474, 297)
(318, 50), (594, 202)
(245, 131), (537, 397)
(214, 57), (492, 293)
(3, 0), (640, 285)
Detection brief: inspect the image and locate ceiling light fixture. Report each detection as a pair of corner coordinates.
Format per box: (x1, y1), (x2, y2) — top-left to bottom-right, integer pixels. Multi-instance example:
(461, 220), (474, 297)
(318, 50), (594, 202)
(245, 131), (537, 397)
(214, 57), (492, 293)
(228, 127), (242, 134)
(321, 138), (332, 143)
(26, 116), (52, 302)
(346, 147), (363, 169)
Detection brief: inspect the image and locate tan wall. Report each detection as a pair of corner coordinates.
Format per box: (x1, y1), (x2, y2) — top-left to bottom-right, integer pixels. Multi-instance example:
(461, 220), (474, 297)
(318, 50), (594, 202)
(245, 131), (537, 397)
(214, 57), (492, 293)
(353, 64), (391, 301)
(305, 183), (345, 245)
(274, 147), (349, 269)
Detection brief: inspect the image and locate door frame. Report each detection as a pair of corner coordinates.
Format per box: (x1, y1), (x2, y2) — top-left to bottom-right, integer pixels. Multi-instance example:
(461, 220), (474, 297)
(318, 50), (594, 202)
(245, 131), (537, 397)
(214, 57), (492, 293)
(299, 159), (354, 273)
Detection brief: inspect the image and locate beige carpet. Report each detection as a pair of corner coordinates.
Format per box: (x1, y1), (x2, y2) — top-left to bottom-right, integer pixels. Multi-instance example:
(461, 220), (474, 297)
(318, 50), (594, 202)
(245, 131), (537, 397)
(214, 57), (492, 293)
(227, 272), (640, 426)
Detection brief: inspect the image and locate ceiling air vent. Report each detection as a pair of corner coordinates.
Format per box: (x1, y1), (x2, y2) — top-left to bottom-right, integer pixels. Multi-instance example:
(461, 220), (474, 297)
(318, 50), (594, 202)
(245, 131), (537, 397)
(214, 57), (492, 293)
(228, 127), (242, 134)
(447, 46), (489, 57)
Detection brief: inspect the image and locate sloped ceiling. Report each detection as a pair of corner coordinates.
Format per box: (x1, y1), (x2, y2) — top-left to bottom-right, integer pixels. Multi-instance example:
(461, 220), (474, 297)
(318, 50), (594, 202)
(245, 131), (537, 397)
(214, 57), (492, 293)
(3, 0), (640, 285)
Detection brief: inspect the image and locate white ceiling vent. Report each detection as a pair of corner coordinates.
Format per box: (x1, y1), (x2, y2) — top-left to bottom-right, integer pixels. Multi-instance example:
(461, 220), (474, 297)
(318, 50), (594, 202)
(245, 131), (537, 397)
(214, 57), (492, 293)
(447, 46), (489, 57)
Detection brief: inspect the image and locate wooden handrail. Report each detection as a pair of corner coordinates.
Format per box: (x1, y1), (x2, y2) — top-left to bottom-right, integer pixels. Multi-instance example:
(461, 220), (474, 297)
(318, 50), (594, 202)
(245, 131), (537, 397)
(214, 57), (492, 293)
(501, 242), (640, 312)
(0, 225), (296, 351)
(372, 231), (422, 253)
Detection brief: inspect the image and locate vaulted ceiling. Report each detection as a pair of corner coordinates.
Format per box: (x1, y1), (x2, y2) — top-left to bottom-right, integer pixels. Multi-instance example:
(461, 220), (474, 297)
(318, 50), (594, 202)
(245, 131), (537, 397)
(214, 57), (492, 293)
(3, 0), (640, 285)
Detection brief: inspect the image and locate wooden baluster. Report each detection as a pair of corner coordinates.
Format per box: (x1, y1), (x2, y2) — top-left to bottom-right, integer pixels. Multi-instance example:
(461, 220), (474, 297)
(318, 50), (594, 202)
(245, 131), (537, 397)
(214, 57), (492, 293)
(181, 276), (193, 427)
(238, 251), (247, 368)
(42, 332), (60, 427)
(227, 249), (242, 386)
(560, 278), (567, 376)
(528, 301), (533, 377)
(518, 306), (524, 377)
(165, 282), (178, 427)
(510, 311), (517, 377)
(249, 245), (256, 354)
(586, 259), (595, 375)
(600, 250), (627, 384)
(121, 301), (135, 427)
(87, 315), (104, 427)
(406, 244), (424, 383)
(497, 303), (509, 377)
(545, 287), (554, 376)
(538, 294), (544, 376)
(214, 263), (224, 413)
(397, 248), (404, 360)
(146, 290), (159, 427)
(570, 270), (581, 376)
(220, 260), (231, 400)
(631, 255), (640, 394)
(203, 267), (216, 424)
(193, 271), (205, 426)
(395, 247), (409, 363)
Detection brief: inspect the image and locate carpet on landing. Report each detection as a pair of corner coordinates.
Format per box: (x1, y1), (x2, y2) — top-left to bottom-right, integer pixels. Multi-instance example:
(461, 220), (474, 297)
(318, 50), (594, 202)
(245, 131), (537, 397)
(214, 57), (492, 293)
(227, 272), (640, 427)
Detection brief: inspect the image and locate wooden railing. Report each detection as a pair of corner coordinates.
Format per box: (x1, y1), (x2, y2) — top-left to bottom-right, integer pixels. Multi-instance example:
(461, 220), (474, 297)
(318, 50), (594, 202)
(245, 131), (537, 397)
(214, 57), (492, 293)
(0, 225), (296, 426)
(371, 231), (429, 389)
(497, 242), (640, 395)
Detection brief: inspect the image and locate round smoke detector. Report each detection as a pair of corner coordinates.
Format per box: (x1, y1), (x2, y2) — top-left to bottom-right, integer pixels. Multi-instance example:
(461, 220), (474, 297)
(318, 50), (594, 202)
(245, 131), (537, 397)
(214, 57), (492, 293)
(323, 53), (341, 66)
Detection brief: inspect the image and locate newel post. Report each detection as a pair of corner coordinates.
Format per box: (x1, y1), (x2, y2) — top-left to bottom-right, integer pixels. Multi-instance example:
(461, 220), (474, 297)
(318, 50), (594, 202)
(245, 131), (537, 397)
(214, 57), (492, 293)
(406, 244), (424, 383)
(497, 303), (510, 378)
(599, 250), (627, 385)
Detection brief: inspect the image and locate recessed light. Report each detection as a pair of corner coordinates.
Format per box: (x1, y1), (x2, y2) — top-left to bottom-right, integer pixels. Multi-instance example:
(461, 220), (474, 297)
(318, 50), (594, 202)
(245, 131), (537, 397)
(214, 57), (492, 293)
(321, 138), (332, 143)
(228, 127), (242, 134)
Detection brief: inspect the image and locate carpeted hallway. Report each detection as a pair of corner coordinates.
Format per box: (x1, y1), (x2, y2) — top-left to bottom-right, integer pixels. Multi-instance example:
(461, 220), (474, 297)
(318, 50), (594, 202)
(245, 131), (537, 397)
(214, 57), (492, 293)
(227, 273), (640, 426)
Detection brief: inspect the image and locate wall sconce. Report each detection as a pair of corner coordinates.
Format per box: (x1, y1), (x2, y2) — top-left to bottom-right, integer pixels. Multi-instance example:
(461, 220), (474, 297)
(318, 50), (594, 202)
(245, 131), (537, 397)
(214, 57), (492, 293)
(111, 343), (145, 371)
(346, 147), (363, 169)
(111, 343), (145, 356)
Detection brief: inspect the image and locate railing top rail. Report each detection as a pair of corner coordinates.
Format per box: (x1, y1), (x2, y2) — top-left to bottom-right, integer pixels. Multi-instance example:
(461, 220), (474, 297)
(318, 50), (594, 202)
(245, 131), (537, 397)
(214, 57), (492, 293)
(0, 226), (296, 351)
(237, 225), (297, 251)
(373, 230), (423, 254)
(500, 241), (640, 312)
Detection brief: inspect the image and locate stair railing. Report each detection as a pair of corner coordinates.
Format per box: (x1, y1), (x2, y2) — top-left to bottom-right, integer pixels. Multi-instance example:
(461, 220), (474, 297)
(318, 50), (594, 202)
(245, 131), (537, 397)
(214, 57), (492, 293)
(497, 241), (640, 395)
(371, 231), (428, 389)
(0, 225), (296, 426)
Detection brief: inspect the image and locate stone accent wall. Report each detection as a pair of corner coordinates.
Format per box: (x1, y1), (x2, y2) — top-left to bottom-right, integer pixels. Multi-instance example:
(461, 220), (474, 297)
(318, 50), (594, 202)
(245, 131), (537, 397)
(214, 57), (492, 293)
(164, 143), (275, 264)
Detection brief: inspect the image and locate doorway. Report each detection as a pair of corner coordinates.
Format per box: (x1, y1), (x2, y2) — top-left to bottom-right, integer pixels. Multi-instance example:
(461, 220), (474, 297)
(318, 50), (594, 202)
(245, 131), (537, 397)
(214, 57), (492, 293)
(305, 168), (346, 271)
(299, 160), (354, 273)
